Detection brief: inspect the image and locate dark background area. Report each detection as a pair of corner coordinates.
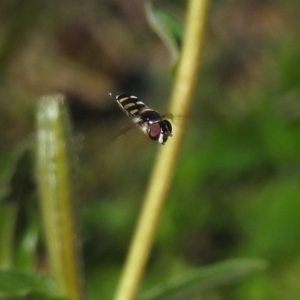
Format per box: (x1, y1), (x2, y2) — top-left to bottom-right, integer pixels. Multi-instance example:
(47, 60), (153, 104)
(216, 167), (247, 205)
(0, 0), (300, 299)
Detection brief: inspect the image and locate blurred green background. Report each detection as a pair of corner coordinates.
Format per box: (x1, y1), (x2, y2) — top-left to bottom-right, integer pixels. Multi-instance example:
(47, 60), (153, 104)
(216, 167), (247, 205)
(0, 0), (300, 299)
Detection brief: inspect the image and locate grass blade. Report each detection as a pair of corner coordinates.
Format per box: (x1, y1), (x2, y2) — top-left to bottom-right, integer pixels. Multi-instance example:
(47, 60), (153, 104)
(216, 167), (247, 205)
(138, 259), (267, 300)
(36, 94), (84, 300)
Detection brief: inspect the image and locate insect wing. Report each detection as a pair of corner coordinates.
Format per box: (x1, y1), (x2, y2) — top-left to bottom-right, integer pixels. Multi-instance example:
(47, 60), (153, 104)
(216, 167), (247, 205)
(162, 113), (186, 127)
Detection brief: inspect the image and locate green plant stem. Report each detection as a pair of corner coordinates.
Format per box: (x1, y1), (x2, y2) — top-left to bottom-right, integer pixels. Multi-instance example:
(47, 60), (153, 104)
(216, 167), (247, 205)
(113, 1), (210, 300)
(36, 94), (84, 300)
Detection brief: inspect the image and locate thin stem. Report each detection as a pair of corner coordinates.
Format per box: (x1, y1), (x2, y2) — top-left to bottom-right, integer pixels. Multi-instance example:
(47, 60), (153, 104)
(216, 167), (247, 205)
(113, 0), (210, 299)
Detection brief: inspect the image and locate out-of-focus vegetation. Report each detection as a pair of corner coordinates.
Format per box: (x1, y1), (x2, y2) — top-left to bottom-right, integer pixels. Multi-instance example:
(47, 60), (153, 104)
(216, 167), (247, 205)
(0, 0), (300, 299)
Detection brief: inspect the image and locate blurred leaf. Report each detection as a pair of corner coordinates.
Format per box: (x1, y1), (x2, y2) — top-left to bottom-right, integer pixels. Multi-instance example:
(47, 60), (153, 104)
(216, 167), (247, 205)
(0, 269), (64, 299)
(145, 2), (183, 70)
(0, 142), (33, 202)
(0, 142), (35, 269)
(138, 259), (267, 300)
(15, 212), (40, 270)
(36, 94), (84, 299)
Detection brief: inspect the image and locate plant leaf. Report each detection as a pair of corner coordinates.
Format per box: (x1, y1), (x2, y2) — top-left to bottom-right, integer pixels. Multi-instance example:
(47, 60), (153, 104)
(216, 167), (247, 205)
(145, 2), (183, 69)
(0, 142), (35, 269)
(0, 142), (33, 203)
(138, 258), (267, 300)
(36, 94), (83, 299)
(0, 269), (65, 299)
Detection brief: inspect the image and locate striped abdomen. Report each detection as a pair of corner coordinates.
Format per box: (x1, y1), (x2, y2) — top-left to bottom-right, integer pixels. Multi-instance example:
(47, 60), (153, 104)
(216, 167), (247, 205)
(115, 92), (147, 119)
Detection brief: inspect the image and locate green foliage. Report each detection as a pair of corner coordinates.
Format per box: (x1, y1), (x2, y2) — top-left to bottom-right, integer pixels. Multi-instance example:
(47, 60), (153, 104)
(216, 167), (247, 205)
(0, 269), (63, 299)
(0, 1), (299, 300)
(0, 143), (38, 270)
(0, 143), (33, 203)
(138, 259), (267, 300)
(145, 2), (183, 70)
(36, 94), (84, 299)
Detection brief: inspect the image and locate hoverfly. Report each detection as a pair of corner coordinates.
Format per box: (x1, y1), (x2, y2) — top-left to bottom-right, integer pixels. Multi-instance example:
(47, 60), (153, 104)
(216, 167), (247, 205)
(109, 92), (172, 145)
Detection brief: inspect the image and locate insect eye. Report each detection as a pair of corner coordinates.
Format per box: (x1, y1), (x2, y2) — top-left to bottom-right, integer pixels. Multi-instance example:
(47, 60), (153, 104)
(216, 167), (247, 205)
(141, 111), (161, 123)
(148, 123), (161, 140)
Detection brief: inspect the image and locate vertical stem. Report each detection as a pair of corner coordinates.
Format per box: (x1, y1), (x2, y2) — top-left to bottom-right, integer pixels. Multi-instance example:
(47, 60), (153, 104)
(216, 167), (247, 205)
(36, 94), (84, 300)
(114, 0), (210, 299)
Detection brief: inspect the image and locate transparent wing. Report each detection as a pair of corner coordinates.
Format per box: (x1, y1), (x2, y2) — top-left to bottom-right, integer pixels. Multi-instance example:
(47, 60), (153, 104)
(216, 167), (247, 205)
(162, 113), (187, 126)
(109, 121), (139, 143)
